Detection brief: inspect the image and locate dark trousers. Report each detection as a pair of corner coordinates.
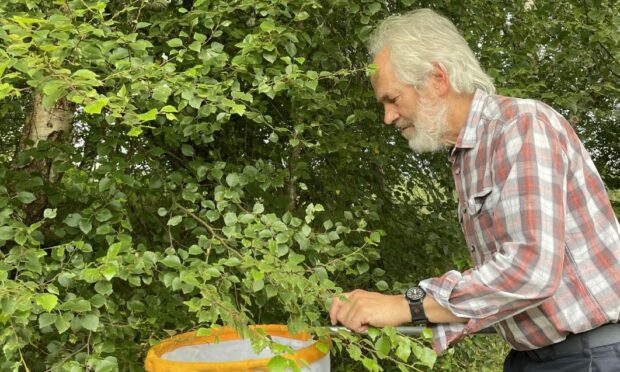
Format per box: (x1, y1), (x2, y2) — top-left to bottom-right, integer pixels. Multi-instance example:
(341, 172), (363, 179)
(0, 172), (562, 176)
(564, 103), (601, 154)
(504, 336), (620, 371)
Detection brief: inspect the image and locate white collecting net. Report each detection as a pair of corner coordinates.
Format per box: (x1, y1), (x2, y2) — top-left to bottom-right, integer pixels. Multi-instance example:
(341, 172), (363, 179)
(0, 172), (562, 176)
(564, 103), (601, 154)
(160, 336), (330, 371)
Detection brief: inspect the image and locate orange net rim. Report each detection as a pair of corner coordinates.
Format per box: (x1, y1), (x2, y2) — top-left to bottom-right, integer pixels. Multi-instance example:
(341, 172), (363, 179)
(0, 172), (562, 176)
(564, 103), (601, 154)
(144, 324), (330, 372)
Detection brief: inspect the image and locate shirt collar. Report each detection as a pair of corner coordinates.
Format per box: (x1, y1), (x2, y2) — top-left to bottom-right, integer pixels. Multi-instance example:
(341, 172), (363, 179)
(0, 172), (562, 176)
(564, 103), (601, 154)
(453, 89), (488, 152)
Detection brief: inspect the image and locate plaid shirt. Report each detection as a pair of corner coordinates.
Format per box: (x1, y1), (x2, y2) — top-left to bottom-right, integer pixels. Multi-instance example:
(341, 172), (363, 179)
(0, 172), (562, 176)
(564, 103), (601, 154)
(420, 89), (620, 353)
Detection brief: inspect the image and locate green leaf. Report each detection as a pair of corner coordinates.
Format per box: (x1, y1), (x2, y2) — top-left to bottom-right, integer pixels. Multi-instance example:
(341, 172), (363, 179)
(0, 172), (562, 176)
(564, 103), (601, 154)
(72, 69), (99, 81)
(0, 83), (13, 100)
(71, 299), (92, 312)
(356, 262), (369, 275)
(253, 203), (264, 214)
(14, 232), (26, 246)
(226, 173), (239, 187)
(99, 177), (113, 192)
(36, 293), (59, 311)
(127, 126), (143, 137)
(196, 327), (212, 336)
(223, 213), (237, 226)
(131, 39), (153, 51)
(0, 226), (14, 240)
(188, 245), (202, 255)
(44, 208), (57, 219)
(16, 191), (36, 204)
(375, 280), (389, 291)
(422, 328), (433, 339)
(167, 215), (183, 226)
(12, 15), (46, 25)
(160, 105), (177, 113)
(252, 279), (264, 292)
(55, 314), (71, 334)
(295, 11), (310, 21)
(161, 255), (181, 268)
(94, 281), (113, 295)
(167, 38), (183, 48)
(84, 97), (109, 114)
(367, 327), (381, 341)
(260, 19), (277, 32)
(267, 356), (290, 372)
(138, 109), (158, 122)
(80, 314), (99, 331)
(361, 357), (380, 372)
(100, 264), (117, 281)
(263, 53), (277, 63)
(79, 219), (92, 234)
(153, 86), (172, 102)
(417, 346), (436, 368)
(288, 252), (305, 265)
(395, 339), (411, 362)
(107, 242), (122, 258)
(39, 313), (57, 329)
(369, 231), (381, 243)
(42, 80), (67, 107)
(181, 144), (195, 157)
(347, 344), (362, 361)
(188, 41), (201, 52)
(375, 336), (390, 357)
(95, 208), (113, 222)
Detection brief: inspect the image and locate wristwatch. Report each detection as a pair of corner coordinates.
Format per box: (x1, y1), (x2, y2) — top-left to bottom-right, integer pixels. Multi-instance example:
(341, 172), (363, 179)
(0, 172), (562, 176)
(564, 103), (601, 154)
(405, 286), (427, 323)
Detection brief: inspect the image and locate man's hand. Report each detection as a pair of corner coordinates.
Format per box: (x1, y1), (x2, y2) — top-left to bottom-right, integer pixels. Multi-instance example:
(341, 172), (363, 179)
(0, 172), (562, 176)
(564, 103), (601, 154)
(329, 289), (411, 332)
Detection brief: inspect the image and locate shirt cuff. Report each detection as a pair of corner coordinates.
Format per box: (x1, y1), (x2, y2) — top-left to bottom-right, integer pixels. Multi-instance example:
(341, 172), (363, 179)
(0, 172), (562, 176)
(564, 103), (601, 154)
(419, 270), (463, 312)
(428, 322), (467, 354)
(419, 271), (483, 352)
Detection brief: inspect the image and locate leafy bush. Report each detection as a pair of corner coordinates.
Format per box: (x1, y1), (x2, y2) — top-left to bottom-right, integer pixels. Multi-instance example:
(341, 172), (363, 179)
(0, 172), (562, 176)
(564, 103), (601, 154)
(0, 0), (617, 371)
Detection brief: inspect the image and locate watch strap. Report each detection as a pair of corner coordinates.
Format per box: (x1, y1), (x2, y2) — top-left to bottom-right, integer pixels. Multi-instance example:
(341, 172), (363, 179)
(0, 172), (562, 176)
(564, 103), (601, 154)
(409, 301), (427, 322)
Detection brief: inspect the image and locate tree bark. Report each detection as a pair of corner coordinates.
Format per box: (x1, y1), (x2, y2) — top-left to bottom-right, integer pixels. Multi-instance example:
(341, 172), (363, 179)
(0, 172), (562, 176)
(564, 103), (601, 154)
(14, 93), (74, 223)
(286, 146), (301, 212)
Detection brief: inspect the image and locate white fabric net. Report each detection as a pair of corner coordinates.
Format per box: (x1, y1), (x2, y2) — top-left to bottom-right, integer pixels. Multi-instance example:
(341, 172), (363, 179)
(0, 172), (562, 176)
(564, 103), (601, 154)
(161, 336), (330, 371)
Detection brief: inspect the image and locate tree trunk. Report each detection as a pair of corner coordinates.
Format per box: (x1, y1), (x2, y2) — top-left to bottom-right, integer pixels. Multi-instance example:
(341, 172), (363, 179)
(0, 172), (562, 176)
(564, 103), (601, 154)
(286, 146), (301, 212)
(14, 93), (74, 223)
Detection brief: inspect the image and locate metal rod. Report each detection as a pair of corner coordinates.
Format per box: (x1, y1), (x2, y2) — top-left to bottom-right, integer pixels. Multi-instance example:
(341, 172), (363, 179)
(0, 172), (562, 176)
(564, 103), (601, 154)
(327, 326), (496, 336)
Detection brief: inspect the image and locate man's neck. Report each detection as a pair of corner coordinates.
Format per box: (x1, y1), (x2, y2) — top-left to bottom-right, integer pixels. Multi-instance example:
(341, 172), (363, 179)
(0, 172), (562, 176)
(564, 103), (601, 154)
(444, 92), (475, 146)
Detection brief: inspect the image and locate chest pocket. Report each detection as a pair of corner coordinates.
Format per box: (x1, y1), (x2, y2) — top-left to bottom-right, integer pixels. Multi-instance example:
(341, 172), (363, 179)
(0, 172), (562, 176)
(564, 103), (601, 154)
(462, 184), (500, 264)
(466, 186), (494, 215)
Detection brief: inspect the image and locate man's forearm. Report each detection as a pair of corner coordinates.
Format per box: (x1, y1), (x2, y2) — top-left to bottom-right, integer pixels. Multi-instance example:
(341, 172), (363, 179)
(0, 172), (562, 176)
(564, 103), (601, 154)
(423, 295), (468, 324)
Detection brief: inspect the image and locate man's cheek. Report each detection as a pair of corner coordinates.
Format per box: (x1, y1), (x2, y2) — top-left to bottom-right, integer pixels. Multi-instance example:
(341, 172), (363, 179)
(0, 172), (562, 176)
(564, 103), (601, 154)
(401, 127), (416, 140)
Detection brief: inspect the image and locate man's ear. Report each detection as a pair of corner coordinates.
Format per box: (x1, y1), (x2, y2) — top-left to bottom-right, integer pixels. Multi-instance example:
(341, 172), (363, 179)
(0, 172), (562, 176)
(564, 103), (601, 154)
(429, 63), (450, 97)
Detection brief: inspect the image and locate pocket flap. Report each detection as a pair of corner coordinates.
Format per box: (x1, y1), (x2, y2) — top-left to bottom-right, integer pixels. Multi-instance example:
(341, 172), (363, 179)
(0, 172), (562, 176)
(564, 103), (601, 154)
(466, 186), (493, 215)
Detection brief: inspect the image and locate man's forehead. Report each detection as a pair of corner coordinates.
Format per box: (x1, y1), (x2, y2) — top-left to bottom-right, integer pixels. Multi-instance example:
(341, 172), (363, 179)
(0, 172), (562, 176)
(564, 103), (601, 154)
(370, 72), (379, 89)
(370, 64), (393, 100)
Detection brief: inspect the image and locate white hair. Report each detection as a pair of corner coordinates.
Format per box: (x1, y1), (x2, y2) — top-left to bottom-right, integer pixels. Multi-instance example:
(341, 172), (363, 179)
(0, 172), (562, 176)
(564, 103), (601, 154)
(368, 9), (495, 95)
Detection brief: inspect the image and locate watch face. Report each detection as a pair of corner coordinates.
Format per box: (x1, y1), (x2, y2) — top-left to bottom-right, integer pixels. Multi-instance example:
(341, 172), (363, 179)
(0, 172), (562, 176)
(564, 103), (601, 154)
(406, 286), (425, 301)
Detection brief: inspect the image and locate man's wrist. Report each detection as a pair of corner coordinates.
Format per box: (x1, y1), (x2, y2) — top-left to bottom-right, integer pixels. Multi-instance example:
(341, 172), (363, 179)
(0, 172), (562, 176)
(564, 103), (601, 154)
(405, 286), (428, 323)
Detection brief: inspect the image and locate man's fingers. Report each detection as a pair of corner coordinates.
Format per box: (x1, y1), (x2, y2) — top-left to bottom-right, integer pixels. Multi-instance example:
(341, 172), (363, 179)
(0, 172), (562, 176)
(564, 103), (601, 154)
(329, 292), (350, 325)
(343, 302), (369, 332)
(329, 290), (376, 332)
(329, 290), (407, 332)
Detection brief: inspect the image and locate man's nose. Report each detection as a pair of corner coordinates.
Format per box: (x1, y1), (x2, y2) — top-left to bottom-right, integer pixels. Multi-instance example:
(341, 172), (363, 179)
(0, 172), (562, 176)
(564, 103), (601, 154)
(384, 109), (399, 125)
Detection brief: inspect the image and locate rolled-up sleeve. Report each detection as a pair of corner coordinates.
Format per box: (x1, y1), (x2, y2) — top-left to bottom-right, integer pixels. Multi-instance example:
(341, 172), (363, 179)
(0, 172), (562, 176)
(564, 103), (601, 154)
(420, 113), (569, 353)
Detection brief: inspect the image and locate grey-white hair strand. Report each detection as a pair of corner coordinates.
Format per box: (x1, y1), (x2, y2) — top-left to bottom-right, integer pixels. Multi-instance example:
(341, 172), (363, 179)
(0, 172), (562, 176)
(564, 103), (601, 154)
(368, 9), (496, 95)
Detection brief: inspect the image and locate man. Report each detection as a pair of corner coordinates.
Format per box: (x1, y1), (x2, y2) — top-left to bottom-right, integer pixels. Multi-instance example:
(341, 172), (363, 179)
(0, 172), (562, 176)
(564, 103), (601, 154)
(329, 8), (620, 371)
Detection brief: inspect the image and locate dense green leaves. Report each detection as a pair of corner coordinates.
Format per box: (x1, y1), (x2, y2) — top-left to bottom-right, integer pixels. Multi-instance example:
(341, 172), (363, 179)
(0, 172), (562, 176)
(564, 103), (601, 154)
(0, 0), (618, 371)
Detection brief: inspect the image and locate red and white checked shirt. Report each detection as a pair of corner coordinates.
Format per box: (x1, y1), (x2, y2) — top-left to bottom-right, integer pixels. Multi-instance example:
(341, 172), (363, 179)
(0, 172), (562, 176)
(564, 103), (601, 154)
(419, 89), (620, 353)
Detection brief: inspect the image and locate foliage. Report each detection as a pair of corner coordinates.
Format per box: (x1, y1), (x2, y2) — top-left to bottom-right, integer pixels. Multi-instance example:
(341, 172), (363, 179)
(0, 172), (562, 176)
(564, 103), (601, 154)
(0, 0), (618, 371)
